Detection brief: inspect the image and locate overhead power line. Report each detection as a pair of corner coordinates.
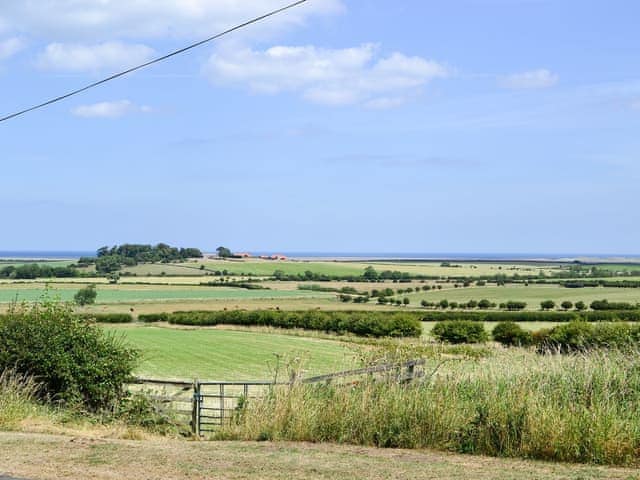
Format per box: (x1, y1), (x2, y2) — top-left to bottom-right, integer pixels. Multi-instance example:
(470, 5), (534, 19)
(0, 0), (309, 123)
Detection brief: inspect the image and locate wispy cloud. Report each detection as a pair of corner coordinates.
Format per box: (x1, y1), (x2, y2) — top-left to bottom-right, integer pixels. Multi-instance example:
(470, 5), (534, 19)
(499, 69), (558, 90)
(36, 42), (154, 72)
(71, 100), (152, 118)
(0, 1), (344, 41)
(206, 44), (448, 108)
(0, 37), (25, 60)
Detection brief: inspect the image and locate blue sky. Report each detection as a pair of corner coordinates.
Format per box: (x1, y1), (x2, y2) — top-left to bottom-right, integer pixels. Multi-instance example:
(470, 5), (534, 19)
(1, 0), (639, 254)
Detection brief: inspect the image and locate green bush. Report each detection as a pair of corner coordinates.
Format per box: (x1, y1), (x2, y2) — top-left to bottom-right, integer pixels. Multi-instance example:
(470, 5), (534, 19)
(431, 321), (488, 344)
(534, 321), (640, 352)
(77, 313), (133, 323)
(167, 310), (422, 338)
(74, 284), (97, 306)
(0, 301), (139, 411)
(419, 310), (640, 322)
(138, 313), (169, 323)
(491, 321), (532, 347)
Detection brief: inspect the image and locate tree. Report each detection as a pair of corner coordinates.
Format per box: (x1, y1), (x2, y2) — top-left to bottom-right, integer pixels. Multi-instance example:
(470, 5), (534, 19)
(439, 299), (449, 309)
(363, 266), (379, 281)
(95, 255), (122, 274)
(575, 301), (586, 311)
(561, 301), (573, 311)
(540, 300), (556, 311)
(478, 299), (491, 309)
(216, 246), (232, 258)
(403, 297), (410, 306)
(74, 285), (97, 306)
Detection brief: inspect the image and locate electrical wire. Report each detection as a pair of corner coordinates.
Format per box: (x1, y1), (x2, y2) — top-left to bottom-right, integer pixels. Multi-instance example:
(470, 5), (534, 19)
(0, 0), (309, 123)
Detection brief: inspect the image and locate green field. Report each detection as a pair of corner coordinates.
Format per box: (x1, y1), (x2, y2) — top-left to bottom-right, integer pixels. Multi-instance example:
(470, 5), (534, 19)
(0, 259), (75, 268)
(105, 325), (357, 380)
(407, 284), (640, 309)
(125, 259), (371, 277)
(0, 284), (333, 304)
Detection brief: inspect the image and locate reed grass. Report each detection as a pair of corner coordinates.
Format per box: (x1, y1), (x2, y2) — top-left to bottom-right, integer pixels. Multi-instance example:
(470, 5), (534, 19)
(0, 369), (42, 429)
(217, 349), (640, 465)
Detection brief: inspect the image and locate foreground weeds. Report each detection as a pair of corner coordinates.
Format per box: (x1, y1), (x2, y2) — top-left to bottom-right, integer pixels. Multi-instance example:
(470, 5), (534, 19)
(217, 349), (640, 466)
(0, 369), (44, 430)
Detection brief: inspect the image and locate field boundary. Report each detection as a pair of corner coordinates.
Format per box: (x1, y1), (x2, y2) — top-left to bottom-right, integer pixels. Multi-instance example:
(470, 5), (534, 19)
(130, 359), (425, 435)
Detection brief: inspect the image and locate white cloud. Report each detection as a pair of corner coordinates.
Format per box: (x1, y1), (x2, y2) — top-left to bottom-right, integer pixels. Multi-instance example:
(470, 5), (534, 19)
(499, 69), (558, 89)
(0, 37), (25, 60)
(205, 44), (448, 107)
(0, 1), (344, 41)
(71, 100), (152, 118)
(37, 42), (154, 72)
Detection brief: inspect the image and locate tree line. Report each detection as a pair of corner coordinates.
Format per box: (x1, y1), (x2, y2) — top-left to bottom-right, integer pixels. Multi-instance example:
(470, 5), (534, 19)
(80, 243), (203, 273)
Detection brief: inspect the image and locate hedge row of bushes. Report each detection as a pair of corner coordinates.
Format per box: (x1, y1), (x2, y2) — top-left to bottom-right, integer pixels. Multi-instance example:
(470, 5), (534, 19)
(166, 310), (422, 337)
(420, 310), (640, 322)
(432, 319), (640, 352)
(534, 322), (640, 352)
(76, 313), (133, 323)
(138, 313), (170, 323)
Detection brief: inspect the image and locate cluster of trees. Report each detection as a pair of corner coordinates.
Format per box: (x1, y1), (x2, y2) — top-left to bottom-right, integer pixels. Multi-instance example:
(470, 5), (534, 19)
(80, 243), (203, 274)
(589, 299), (639, 310)
(0, 263), (78, 279)
(377, 296), (411, 306)
(562, 280), (640, 288)
(419, 299), (521, 310)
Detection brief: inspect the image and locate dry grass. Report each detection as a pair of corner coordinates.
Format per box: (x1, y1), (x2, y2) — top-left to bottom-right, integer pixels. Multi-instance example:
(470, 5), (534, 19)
(0, 432), (638, 480)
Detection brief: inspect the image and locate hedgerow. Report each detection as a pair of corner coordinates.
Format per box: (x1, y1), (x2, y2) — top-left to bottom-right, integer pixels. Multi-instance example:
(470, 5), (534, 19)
(167, 310), (422, 337)
(76, 313), (133, 323)
(534, 321), (640, 352)
(138, 313), (170, 323)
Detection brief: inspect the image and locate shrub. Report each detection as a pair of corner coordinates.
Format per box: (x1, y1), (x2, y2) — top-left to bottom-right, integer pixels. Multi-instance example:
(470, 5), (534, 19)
(534, 321), (640, 352)
(432, 321), (488, 344)
(491, 321), (532, 347)
(74, 284), (97, 306)
(0, 300), (139, 411)
(504, 301), (527, 311)
(77, 313), (133, 323)
(138, 313), (169, 323)
(540, 300), (555, 311)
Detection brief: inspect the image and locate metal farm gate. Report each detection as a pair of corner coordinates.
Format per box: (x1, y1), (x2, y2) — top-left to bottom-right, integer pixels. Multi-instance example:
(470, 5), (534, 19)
(194, 381), (273, 435)
(130, 359), (424, 436)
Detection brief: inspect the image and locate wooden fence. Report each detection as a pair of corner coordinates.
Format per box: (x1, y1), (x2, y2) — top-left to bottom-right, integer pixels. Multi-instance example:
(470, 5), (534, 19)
(130, 359), (425, 435)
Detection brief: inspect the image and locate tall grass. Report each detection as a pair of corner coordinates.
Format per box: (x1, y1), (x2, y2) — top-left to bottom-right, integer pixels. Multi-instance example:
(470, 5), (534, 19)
(217, 349), (640, 465)
(0, 369), (42, 429)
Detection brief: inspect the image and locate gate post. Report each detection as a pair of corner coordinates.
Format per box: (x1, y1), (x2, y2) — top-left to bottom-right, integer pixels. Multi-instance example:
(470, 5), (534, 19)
(192, 380), (201, 436)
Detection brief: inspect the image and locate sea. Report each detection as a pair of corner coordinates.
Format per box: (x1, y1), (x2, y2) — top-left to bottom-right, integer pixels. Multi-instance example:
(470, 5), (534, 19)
(1, 251), (639, 263)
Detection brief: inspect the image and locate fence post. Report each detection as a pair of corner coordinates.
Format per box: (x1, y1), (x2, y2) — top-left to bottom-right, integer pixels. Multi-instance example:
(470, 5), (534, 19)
(192, 380), (200, 436)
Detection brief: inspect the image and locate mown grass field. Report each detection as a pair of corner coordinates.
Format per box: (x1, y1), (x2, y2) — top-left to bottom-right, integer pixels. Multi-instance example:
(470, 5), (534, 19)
(0, 283), (332, 304)
(104, 324), (357, 380)
(120, 258), (571, 278)
(124, 258), (371, 277)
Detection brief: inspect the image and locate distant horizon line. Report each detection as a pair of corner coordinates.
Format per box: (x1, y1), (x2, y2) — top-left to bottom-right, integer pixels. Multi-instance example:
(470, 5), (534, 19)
(1, 250), (640, 261)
